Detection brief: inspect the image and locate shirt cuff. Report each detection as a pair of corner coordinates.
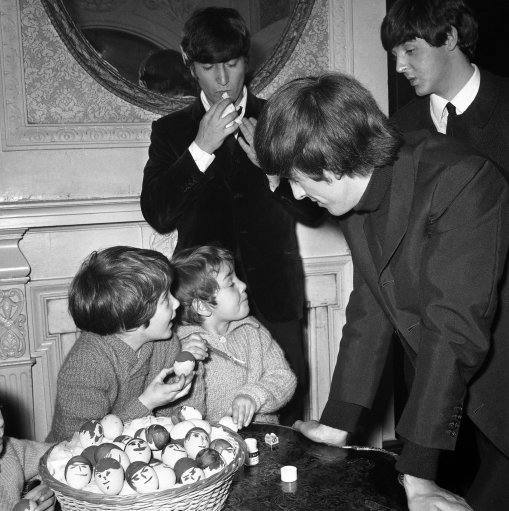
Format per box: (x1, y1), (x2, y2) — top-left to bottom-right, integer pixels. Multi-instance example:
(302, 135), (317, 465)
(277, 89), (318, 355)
(189, 141), (215, 173)
(319, 401), (365, 432)
(396, 440), (441, 480)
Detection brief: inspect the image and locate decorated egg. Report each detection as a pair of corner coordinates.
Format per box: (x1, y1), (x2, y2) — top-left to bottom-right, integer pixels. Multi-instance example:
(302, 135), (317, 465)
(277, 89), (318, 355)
(210, 438), (235, 464)
(195, 447), (226, 477)
(173, 351), (196, 377)
(190, 418), (211, 435)
(125, 461), (159, 493)
(146, 424), (170, 451)
(173, 457), (204, 484)
(150, 459), (177, 490)
(12, 499), (37, 511)
(178, 405), (203, 421)
(184, 427), (210, 459)
(94, 457), (124, 495)
(102, 445), (131, 471)
(161, 442), (188, 468)
(218, 416), (239, 432)
(100, 414), (123, 440)
(133, 427), (147, 441)
(81, 444), (99, 466)
(170, 420), (196, 442)
(79, 419), (104, 448)
(65, 455), (92, 489)
(125, 437), (151, 463)
(113, 434), (132, 449)
(95, 442), (120, 461)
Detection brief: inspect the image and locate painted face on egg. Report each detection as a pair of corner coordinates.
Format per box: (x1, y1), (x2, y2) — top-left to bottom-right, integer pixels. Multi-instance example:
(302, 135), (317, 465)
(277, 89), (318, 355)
(94, 457), (124, 495)
(125, 437), (152, 463)
(105, 446), (131, 471)
(209, 439), (235, 464)
(162, 442), (188, 468)
(195, 448), (226, 477)
(113, 434), (132, 449)
(79, 419), (104, 448)
(125, 461), (159, 493)
(146, 424), (170, 451)
(65, 455), (92, 489)
(184, 427), (210, 459)
(181, 466), (205, 484)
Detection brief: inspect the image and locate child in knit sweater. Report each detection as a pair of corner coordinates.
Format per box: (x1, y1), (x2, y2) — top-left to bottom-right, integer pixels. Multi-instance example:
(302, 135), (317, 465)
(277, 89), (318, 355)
(172, 245), (297, 429)
(47, 246), (208, 442)
(0, 407), (55, 510)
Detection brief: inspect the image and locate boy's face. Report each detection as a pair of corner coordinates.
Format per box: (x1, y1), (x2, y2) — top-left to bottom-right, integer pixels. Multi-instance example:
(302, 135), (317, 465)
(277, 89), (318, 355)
(192, 57), (247, 105)
(391, 38), (453, 97)
(289, 170), (370, 217)
(210, 263), (249, 324)
(144, 292), (180, 341)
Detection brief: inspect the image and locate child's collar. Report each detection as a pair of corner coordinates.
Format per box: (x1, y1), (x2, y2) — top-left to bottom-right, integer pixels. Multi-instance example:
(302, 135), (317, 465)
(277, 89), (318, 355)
(176, 316), (260, 341)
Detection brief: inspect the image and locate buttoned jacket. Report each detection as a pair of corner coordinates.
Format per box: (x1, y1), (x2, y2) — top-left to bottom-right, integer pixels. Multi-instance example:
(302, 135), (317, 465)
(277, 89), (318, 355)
(327, 131), (509, 455)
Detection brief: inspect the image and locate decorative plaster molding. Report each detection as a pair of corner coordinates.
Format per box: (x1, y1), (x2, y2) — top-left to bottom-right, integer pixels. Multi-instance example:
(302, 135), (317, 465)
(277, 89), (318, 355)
(328, 0), (354, 73)
(0, 196), (143, 229)
(0, 286), (28, 360)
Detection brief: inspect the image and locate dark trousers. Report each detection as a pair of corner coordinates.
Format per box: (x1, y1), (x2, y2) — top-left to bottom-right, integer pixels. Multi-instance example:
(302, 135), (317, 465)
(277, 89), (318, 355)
(256, 315), (309, 426)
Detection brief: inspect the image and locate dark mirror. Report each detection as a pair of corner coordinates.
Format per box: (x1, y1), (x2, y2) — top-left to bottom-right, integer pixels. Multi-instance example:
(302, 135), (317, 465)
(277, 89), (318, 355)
(41, 0), (316, 114)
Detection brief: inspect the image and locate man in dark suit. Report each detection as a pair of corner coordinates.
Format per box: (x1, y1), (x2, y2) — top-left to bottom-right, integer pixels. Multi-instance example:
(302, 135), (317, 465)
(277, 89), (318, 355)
(381, 0), (509, 178)
(140, 7), (322, 425)
(255, 73), (509, 510)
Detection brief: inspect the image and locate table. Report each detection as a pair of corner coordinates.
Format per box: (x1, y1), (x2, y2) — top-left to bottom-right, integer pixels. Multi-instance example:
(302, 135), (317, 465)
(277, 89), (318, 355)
(223, 423), (407, 511)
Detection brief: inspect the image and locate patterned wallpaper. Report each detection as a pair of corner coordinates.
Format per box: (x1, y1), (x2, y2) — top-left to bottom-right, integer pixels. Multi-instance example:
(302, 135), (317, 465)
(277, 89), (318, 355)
(21, 0), (328, 124)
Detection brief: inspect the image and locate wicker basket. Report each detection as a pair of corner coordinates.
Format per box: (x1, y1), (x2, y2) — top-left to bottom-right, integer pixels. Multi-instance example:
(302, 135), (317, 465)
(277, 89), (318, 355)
(39, 427), (246, 511)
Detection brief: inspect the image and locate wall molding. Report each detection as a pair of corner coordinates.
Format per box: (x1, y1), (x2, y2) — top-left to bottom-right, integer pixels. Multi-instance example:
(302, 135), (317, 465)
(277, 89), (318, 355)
(328, 0), (354, 73)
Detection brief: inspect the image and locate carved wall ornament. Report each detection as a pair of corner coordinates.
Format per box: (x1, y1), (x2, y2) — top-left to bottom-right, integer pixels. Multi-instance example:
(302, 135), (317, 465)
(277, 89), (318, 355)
(0, 288), (27, 359)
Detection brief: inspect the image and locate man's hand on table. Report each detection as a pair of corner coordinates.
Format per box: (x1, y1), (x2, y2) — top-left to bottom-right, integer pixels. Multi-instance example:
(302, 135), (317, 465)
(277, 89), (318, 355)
(292, 420), (348, 446)
(401, 474), (473, 511)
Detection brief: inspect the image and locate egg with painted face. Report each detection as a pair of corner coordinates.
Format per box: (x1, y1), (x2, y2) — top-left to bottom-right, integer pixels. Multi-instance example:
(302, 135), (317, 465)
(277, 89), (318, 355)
(173, 350), (196, 377)
(79, 419), (104, 448)
(170, 420), (196, 442)
(125, 461), (159, 493)
(195, 447), (226, 477)
(161, 442), (188, 468)
(184, 427), (210, 459)
(100, 414), (123, 440)
(94, 457), (124, 495)
(113, 434), (132, 450)
(189, 419), (211, 435)
(209, 438), (236, 465)
(173, 457), (204, 484)
(149, 459), (176, 490)
(146, 424), (170, 451)
(81, 444), (99, 467)
(102, 445), (131, 471)
(125, 437), (151, 463)
(65, 455), (92, 489)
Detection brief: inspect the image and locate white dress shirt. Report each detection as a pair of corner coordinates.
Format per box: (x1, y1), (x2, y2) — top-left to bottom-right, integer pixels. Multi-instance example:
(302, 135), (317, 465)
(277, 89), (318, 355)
(430, 64), (481, 134)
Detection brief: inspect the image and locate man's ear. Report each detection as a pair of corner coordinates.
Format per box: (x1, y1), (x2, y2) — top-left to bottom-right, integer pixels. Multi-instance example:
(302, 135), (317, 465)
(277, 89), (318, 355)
(446, 26), (459, 51)
(192, 298), (212, 317)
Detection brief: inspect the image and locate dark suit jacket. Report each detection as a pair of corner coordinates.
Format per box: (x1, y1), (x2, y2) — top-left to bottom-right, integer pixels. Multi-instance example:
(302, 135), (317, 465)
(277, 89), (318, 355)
(391, 70), (509, 179)
(321, 131), (509, 457)
(141, 92), (322, 322)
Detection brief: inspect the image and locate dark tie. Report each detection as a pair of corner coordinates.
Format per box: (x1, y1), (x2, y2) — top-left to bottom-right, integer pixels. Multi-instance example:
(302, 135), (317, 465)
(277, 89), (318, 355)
(445, 102), (457, 136)
(222, 106), (243, 155)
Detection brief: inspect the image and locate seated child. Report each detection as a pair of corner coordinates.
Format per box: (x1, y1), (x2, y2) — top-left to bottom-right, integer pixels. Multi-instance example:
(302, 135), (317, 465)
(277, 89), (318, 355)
(0, 406), (55, 510)
(47, 246), (208, 443)
(171, 245), (297, 428)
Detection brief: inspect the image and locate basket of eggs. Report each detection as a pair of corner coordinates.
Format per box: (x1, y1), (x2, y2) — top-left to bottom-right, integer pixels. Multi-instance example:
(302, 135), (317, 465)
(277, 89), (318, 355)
(39, 407), (245, 511)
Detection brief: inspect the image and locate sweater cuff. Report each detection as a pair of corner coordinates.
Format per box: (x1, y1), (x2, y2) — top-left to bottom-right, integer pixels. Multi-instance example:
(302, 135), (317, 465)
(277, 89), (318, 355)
(319, 401), (365, 432)
(396, 441), (441, 480)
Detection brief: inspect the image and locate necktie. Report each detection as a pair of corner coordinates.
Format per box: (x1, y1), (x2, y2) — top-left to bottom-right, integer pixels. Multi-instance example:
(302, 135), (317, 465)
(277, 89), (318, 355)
(445, 102), (457, 136)
(223, 106), (243, 155)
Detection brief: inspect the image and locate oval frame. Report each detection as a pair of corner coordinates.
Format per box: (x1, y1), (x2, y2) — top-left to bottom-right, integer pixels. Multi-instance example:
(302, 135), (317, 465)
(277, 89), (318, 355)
(41, 0), (316, 115)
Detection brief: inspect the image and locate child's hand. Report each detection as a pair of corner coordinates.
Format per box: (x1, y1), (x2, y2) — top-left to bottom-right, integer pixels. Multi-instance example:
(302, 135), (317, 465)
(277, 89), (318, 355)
(140, 368), (194, 411)
(24, 482), (56, 511)
(229, 394), (257, 429)
(181, 333), (209, 361)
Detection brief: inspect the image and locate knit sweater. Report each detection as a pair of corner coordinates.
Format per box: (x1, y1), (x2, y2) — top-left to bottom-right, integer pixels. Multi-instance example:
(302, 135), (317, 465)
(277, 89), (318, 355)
(47, 331), (206, 443)
(0, 437), (50, 511)
(176, 316), (297, 423)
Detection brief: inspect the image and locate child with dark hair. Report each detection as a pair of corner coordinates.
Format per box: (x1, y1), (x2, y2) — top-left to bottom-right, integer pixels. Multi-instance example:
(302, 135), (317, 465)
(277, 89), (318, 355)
(171, 245), (296, 428)
(46, 246), (207, 443)
(0, 406), (55, 510)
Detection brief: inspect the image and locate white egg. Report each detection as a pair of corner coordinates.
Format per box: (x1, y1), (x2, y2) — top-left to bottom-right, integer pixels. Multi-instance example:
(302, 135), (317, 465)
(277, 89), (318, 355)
(218, 416), (239, 432)
(100, 414), (123, 440)
(190, 419), (211, 435)
(170, 420), (196, 442)
(150, 460), (176, 490)
(179, 405), (203, 421)
(161, 443), (187, 468)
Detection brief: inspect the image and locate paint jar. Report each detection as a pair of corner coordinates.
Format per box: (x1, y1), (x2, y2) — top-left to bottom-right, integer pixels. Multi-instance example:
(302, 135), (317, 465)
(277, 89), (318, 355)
(244, 437), (259, 466)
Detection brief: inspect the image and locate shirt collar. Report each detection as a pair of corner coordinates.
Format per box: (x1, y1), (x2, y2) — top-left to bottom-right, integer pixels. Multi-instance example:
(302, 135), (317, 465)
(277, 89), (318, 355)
(430, 64), (480, 120)
(200, 86), (247, 121)
(354, 165), (393, 213)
